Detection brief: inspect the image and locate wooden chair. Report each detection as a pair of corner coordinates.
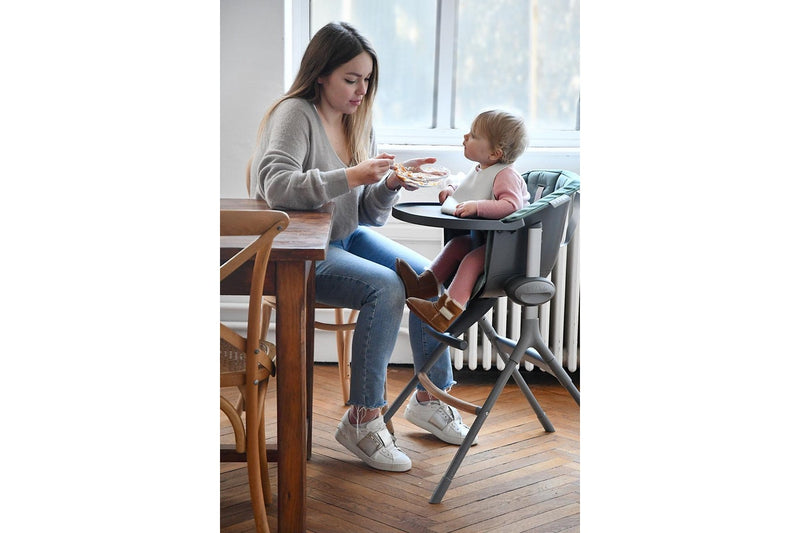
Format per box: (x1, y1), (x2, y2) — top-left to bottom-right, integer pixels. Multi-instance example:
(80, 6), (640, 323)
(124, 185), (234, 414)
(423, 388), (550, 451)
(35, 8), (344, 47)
(259, 298), (357, 405)
(247, 159), (358, 405)
(220, 208), (289, 533)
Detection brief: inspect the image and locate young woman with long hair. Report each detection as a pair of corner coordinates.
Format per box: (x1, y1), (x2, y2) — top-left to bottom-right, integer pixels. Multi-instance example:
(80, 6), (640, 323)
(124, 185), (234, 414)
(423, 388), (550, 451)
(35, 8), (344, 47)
(249, 22), (471, 472)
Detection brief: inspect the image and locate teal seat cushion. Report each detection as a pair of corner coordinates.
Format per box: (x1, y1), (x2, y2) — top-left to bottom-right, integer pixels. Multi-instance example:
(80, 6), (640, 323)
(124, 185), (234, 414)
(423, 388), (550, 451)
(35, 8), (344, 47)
(503, 170), (580, 223)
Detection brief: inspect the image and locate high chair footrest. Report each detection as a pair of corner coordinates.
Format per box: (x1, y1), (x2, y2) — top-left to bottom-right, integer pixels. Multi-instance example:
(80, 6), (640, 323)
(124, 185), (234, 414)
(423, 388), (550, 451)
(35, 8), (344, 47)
(426, 328), (468, 350)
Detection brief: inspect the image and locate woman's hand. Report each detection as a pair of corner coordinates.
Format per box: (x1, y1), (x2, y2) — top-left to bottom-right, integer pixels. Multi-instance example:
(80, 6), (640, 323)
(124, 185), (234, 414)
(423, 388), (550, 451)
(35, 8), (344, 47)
(386, 173), (419, 191)
(399, 157), (437, 171)
(386, 156), (439, 192)
(346, 153), (395, 188)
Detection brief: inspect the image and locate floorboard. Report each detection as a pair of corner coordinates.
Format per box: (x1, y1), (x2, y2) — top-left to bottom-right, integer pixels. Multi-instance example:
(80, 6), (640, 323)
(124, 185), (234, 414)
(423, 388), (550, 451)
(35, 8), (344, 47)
(221, 363), (580, 532)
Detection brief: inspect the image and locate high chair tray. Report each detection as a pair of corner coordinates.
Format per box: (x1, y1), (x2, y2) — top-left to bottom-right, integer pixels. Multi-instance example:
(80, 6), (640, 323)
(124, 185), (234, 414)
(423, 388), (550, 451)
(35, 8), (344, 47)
(392, 202), (525, 231)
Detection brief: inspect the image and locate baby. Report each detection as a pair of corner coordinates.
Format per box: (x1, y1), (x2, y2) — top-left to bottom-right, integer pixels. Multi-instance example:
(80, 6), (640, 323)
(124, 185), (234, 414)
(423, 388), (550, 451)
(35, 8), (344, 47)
(396, 109), (530, 332)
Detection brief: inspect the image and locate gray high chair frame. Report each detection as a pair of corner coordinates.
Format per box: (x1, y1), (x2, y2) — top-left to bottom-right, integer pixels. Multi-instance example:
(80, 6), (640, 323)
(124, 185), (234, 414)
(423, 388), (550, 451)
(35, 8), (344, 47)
(385, 169), (581, 504)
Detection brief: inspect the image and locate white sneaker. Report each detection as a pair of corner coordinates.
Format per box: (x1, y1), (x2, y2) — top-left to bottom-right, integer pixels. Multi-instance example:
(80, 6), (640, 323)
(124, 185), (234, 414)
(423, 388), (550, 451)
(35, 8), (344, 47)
(404, 393), (475, 446)
(334, 411), (412, 472)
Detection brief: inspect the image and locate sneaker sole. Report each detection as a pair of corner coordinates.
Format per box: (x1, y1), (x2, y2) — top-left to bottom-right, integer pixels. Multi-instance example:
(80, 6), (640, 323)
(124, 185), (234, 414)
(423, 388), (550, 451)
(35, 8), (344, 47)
(334, 428), (412, 472)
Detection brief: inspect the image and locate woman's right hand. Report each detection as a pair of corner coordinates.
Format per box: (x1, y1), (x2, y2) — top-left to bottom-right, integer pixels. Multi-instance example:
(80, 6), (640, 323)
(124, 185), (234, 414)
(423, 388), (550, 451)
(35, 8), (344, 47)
(346, 154), (395, 188)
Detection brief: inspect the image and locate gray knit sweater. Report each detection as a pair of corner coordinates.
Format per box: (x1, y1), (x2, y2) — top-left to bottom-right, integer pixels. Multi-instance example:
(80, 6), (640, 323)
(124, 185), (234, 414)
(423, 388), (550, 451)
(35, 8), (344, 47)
(249, 98), (399, 242)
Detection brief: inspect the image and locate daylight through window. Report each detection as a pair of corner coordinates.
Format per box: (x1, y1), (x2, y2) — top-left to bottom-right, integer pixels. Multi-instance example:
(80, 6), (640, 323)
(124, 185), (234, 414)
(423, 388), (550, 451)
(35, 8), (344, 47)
(306, 0), (579, 147)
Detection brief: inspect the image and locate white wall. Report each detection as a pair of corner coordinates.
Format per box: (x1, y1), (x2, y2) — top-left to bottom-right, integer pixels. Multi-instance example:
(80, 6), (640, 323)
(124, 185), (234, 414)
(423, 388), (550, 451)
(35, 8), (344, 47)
(221, 0), (287, 198)
(220, 0), (580, 363)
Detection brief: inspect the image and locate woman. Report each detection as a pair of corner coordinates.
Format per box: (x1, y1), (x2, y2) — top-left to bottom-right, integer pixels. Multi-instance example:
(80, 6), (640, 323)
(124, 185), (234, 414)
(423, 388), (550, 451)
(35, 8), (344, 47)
(249, 22), (471, 472)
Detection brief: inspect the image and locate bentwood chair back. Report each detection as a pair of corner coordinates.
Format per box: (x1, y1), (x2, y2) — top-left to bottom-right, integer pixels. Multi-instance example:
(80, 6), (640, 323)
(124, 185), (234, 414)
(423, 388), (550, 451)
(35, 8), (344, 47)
(220, 208), (289, 533)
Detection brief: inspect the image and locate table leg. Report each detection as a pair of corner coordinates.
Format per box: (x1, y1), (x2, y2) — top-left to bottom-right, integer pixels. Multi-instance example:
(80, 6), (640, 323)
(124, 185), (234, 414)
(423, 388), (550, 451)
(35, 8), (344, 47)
(306, 264), (315, 459)
(275, 261), (308, 533)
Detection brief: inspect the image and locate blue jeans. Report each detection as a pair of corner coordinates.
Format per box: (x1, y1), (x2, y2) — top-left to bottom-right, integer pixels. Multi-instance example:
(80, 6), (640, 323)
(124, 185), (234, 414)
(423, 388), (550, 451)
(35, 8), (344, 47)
(315, 226), (455, 409)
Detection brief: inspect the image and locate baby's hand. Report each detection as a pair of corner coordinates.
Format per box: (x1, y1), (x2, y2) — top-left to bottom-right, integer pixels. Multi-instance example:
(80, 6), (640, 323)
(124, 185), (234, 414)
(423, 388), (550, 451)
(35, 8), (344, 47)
(438, 188), (453, 204)
(454, 201), (478, 218)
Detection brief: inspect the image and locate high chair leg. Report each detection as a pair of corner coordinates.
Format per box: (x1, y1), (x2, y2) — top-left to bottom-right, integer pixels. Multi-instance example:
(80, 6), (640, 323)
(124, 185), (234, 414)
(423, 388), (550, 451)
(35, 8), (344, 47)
(431, 315), (557, 504)
(506, 360), (554, 433)
(430, 349), (521, 504)
(478, 315), (554, 432)
(528, 320), (581, 405)
(383, 340), (449, 424)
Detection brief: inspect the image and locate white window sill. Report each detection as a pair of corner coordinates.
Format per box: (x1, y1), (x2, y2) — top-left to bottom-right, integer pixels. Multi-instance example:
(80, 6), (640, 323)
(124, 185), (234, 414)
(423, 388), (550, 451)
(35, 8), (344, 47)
(376, 128), (580, 150)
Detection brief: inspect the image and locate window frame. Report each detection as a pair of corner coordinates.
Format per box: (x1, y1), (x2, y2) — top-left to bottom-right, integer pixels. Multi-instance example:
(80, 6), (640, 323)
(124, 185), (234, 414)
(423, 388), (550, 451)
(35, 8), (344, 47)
(289, 0), (579, 149)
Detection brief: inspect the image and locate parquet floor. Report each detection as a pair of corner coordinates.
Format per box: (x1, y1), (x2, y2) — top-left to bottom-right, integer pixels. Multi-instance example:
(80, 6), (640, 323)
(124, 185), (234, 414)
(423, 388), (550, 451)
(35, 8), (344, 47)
(221, 363), (580, 532)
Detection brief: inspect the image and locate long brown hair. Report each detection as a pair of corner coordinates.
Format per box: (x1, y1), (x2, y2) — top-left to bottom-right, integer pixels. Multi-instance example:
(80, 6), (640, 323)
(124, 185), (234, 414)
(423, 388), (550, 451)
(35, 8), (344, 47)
(255, 22), (379, 165)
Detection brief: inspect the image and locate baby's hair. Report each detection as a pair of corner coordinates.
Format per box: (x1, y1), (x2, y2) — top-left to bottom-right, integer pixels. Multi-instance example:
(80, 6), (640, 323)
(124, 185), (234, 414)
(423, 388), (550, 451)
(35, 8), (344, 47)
(471, 110), (528, 164)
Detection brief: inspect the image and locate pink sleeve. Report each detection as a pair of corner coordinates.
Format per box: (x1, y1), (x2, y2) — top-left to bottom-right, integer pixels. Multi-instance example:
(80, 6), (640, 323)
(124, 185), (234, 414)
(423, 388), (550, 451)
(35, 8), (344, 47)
(475, 168), (530, 219)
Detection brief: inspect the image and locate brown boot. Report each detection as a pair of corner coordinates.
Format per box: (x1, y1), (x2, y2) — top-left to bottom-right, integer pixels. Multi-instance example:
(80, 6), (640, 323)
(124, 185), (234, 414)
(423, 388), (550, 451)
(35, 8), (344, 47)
(395, 258), (439, 299)
(406, 293), (464, 333)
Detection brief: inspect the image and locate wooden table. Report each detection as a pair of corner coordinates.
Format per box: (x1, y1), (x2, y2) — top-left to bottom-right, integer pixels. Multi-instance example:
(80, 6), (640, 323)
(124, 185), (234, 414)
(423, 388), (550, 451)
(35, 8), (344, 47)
(221, 198), (332, 533)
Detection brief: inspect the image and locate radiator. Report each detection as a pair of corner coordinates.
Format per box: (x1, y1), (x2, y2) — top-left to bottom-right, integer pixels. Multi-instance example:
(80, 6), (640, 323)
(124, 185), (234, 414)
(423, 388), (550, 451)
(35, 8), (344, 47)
(451, 226), (580, 372)
(221, 226), (579, 370)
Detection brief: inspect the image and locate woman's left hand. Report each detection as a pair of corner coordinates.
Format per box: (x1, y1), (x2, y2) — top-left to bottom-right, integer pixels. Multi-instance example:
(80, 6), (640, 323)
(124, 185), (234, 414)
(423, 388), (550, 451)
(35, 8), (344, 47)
(385, 172), (416, 191)
(400, 157), (437, 171)
(386, 157), (438, 191)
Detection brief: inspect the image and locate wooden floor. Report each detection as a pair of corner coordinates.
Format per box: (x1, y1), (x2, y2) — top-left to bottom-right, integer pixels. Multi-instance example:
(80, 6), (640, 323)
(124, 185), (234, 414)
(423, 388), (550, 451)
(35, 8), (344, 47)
(221, 363), (580, 533)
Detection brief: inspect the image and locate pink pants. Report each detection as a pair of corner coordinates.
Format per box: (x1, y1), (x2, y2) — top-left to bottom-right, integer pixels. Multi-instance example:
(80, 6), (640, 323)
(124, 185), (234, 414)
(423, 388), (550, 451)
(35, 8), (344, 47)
(429, 235), (485, 306)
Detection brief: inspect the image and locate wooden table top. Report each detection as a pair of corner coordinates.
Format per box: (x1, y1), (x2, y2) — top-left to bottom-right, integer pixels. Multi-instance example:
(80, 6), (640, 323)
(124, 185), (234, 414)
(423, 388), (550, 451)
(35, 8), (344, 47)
(220, 198), (333, 262)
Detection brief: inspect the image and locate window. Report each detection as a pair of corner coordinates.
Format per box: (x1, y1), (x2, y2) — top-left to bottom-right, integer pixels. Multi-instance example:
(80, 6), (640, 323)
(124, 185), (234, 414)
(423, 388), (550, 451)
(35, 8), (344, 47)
(295, 0), (579, 147)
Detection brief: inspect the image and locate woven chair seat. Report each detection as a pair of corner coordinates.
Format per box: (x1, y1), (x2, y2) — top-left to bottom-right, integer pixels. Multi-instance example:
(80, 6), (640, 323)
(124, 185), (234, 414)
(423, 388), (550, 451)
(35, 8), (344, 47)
(221, 338), (246, 374)
(221, 338), (276, 372)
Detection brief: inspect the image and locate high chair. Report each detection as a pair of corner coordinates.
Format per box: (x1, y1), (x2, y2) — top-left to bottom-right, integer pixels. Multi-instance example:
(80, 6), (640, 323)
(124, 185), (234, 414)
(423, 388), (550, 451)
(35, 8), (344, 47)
(384, 169), (580, 503)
